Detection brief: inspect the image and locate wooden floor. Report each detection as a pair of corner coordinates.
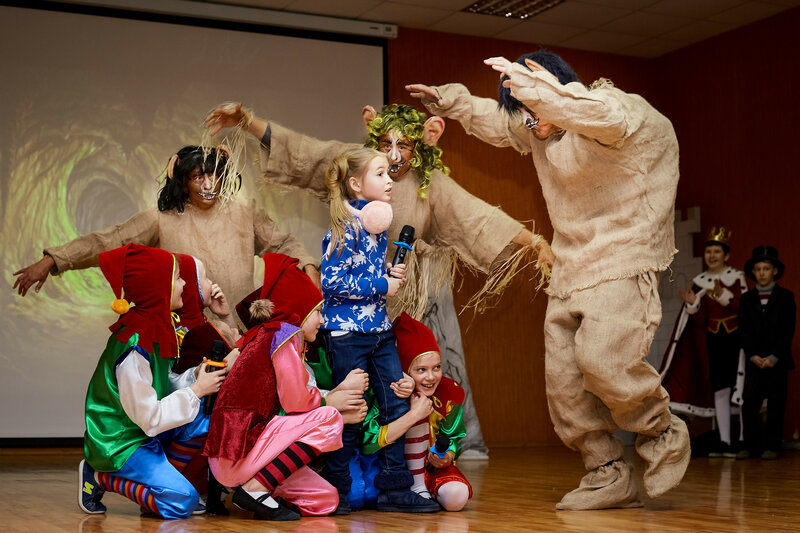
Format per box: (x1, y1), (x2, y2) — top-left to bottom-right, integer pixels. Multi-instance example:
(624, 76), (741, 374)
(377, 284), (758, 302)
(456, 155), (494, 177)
(2, 446), (799, 532)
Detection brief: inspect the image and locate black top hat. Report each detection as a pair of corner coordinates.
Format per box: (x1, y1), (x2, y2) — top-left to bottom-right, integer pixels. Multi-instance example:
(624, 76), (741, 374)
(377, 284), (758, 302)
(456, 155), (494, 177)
(744, 245), (785, 281)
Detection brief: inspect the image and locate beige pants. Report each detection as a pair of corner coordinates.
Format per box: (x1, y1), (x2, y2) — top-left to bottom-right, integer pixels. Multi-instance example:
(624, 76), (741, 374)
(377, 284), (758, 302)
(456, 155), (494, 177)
(545, 272), (671, 470)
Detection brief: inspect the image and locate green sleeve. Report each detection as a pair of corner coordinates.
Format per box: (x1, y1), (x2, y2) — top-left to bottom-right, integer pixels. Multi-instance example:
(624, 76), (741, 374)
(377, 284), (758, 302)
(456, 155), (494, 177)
(306, 344), (334, 392)
(359, 390), (384, 456)
(437, 404), (466, 459)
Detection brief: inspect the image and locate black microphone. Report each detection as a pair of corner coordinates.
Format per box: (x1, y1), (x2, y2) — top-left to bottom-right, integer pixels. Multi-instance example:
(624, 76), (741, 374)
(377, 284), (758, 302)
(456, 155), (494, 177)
(391, 225), (415, 277)
(427, 433), (451, 472)
(202, 339), (227, 415)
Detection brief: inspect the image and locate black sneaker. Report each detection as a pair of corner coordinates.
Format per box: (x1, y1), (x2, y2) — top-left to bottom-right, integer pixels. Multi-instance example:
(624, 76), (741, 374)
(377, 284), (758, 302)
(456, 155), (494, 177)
(78, 460), (106, 514)
(376, 489), (440, 513)
(232, 486), (300, 521)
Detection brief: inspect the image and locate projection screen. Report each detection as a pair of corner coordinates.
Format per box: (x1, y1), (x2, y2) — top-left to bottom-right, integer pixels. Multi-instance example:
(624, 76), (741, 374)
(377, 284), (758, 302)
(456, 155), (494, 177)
(0, 5), (385, 438)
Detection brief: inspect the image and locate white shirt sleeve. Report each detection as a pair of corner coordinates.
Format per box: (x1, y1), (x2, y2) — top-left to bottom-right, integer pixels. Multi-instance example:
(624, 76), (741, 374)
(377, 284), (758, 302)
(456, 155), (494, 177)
(169, 366), (198, 392)
(116, 351), (200, 437)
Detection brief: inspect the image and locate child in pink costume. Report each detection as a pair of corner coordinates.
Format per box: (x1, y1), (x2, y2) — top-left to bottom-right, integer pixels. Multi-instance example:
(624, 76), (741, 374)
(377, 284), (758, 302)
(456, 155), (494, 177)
(204, 254), (344, 520)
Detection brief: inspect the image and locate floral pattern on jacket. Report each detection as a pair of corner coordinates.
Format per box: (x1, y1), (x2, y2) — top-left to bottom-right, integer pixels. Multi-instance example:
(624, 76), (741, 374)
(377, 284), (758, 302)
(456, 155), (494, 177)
(321, 200), (392, 333)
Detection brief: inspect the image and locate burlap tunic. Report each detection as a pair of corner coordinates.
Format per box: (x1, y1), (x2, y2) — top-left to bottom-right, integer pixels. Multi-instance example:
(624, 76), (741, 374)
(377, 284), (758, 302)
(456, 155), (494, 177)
(426, 69), (682, 472)
(45, 199), (316, 323)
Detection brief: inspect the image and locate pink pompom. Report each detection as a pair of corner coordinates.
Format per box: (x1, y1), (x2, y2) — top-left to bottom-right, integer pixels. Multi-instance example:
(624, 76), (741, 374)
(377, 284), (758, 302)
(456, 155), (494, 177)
(358, 201), (393, 234)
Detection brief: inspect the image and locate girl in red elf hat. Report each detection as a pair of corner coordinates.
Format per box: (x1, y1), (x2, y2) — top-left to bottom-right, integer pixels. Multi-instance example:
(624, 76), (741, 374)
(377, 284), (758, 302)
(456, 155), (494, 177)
(169, 254), (242, 515)
(204, 253), (344, 520)
(172, 253), (240, 374)
(79, 243), (226, 519)
(355, 312), (472, 511)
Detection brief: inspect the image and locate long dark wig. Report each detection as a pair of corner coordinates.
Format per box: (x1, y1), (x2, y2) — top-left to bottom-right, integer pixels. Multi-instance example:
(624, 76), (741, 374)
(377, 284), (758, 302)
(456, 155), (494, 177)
(157, 146), (241, 213)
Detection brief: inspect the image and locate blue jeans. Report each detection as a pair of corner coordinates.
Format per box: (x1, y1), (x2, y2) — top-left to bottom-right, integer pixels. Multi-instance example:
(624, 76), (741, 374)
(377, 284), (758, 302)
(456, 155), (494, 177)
(322, 330), (411, 492)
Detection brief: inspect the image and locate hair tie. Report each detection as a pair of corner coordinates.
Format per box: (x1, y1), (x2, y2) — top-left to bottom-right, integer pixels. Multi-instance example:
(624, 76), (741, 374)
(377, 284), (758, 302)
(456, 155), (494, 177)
(167, 154), (179, 179)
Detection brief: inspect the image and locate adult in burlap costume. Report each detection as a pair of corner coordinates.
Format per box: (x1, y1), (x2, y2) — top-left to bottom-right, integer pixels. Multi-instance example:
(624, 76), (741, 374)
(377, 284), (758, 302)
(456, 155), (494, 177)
(203, 104), (553, 456)
(13, 146), (317, 329)
(406, 50), (690, 509)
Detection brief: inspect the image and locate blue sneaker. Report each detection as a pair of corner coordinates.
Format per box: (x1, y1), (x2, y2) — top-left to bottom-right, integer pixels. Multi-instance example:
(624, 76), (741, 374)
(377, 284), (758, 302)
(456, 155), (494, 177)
(78, 460), (106, 514)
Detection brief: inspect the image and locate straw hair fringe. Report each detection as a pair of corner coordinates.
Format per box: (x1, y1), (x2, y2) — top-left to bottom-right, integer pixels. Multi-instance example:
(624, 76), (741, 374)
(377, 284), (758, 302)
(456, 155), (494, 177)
(199, 102), (253, 205)
(461, 233), (550, 316)
(395, 244), (458, 320)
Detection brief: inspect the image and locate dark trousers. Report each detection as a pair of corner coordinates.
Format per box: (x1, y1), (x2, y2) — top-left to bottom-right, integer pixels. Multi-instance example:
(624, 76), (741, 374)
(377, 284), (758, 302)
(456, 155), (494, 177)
(322, 330), (411, 493)
(707, 330), (740, 392)
(742, 362), (788, 453)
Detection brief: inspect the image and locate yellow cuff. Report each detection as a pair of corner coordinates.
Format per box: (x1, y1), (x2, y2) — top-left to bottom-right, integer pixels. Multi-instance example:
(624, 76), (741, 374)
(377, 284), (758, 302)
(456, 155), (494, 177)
(378, 425), (391, 448)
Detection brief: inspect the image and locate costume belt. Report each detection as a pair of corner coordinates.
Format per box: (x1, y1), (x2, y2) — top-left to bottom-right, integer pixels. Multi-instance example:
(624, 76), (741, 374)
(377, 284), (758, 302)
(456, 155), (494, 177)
(708, 315), (738, 334)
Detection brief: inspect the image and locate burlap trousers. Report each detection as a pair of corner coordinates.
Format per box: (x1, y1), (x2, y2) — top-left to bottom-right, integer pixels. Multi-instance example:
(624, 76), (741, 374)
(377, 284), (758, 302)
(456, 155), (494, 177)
(545, 272), (672, 470)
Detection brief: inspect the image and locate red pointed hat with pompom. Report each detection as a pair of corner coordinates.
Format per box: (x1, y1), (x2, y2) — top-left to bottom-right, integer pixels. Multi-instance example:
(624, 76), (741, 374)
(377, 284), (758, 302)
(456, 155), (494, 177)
(98, 243), (179, 358)
(236, 254), (322, 349)
(393, 312), (441, 373)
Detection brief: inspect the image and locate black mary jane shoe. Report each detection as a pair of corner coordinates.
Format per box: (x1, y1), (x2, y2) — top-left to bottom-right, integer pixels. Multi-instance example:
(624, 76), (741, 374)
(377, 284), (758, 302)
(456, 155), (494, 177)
(232, 486), (300, 521)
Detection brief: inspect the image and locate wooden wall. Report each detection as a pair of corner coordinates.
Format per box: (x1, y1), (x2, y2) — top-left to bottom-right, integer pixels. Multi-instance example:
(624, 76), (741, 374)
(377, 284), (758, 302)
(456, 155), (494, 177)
(655, 8), (800, 444)
(384, 7), (799, 447)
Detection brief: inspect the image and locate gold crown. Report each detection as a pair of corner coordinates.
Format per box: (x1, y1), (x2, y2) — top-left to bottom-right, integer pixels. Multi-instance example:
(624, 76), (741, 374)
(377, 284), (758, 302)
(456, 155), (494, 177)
(707, 226), (731, 244)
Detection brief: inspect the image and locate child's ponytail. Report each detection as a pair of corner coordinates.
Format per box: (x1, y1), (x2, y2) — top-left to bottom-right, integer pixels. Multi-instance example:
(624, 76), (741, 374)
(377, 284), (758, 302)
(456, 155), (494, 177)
(326, 154), (358, 256)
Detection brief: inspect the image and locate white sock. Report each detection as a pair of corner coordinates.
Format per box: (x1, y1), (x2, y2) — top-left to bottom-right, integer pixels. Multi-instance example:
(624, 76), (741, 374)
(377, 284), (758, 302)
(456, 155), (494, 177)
(244, 488), (278, 509)
(405, 418), (430, 497)
(436, 481), (469, 511)
(714, 388), (732, 444)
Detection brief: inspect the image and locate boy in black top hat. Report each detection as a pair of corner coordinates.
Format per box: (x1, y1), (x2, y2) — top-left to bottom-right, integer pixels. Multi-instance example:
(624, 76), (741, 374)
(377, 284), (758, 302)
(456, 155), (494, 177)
(737, 246), (796, 460)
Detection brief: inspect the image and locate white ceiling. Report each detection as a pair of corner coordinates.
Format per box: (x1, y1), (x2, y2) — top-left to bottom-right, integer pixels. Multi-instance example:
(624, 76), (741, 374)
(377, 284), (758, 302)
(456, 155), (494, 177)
(196, 0), (799, 57)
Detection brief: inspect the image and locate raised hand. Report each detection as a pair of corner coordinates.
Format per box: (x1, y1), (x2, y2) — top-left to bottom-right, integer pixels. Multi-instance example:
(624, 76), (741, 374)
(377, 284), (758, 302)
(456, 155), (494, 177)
(484, 56), (514, 78)
(405, 84), (443, 107)
(678, 285), (696, 305)
(208, 283), (231, 318)
(204, 103), (246, 136)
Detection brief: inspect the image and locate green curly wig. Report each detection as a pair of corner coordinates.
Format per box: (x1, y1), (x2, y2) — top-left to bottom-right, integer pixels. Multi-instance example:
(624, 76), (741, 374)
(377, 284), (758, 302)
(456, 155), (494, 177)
(364, 104), (449, 198)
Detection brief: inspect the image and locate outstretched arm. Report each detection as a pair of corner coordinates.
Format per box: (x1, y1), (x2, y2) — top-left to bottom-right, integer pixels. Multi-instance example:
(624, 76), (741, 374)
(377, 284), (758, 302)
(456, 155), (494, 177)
(12, 209), (159, 297)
